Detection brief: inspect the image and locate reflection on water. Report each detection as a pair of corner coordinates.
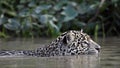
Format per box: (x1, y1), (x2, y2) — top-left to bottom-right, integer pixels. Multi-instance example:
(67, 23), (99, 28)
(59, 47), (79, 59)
(100, 38), (120, 68)
(0, 38), (120, 68)
(0, 55), (99, 68)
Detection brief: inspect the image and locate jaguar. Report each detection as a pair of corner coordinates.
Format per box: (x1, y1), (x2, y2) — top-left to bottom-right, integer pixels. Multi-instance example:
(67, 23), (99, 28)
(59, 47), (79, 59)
(0, 30), (100, 57)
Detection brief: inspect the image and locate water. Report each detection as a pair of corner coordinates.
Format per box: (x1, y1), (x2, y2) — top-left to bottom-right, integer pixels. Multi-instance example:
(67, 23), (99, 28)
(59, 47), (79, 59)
(0, 38), (120, 68)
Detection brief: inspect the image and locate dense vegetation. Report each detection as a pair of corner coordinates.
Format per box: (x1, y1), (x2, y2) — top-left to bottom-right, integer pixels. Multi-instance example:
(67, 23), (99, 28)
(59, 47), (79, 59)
(0, 0), (120, 38)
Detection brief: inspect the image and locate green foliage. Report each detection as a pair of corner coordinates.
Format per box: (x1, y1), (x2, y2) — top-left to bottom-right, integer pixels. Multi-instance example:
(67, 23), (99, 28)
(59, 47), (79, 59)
(0, 0), (120, 38)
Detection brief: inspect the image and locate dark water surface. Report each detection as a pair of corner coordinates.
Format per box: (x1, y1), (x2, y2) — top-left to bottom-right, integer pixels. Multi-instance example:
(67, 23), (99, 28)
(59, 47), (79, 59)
(0, 38), (120, 68)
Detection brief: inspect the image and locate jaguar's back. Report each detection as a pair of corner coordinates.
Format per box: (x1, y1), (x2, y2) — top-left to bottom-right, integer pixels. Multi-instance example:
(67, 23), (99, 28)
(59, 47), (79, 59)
(0, 30), (100, 57)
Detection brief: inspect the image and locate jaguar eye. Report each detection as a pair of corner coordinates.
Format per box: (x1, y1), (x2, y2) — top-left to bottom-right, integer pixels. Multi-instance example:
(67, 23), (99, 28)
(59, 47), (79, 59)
(83, 41), (89, 45)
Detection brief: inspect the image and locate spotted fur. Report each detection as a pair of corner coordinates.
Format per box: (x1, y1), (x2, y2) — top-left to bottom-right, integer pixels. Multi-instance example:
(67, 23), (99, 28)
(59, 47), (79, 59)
(0, 30), (100, 57)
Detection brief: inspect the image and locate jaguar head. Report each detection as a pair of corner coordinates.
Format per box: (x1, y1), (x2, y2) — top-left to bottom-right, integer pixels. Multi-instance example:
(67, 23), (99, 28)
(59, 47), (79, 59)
(62, 30), (101, 55)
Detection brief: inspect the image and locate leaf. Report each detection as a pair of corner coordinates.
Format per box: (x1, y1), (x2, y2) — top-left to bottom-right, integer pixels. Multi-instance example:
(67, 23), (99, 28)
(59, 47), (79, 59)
(28, 1), (36, 7)
(76, 22), (86, 27)
(34, 5), (52, 13)
(39, 14), (57, 24)
(20, 0), (28, 3)
(5, 10), (17, 17)
(19, 9), (30, 17)
(77, 3), (88, 14)
(39, 15), (49, 24)
(54, 1), (67, 11)
(49, 21), (59, 31)
(77, 2), (97, 15)
(31, 12), (39, 18)
(21, 19), (32, 30)
(112, 0), (119, 3)
(61, 5), (78, 22)
(69, 2), (77, 6)
(4, 19), (20, 30)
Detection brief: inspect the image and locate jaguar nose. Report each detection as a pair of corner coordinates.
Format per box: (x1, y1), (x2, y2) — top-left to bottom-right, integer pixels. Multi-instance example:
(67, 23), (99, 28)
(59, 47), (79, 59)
(95, 44), (101, 52)
(95, 48), (100, 52)
(90, 39), (101, 52)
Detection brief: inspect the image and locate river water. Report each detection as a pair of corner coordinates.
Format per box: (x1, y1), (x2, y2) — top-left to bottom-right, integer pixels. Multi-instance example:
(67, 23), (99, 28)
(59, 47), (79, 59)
(0, 38), (120, 68)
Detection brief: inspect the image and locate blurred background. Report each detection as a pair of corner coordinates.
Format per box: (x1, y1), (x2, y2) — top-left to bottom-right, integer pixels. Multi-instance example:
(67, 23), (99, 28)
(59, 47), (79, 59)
(0, 0), (120, 38)
(0, 1), (120, 68)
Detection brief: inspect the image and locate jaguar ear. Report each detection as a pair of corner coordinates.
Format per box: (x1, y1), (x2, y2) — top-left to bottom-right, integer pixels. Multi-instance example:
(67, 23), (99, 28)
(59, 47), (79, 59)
(63, 36), (67, 44)
(63, 31), (75, 44)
